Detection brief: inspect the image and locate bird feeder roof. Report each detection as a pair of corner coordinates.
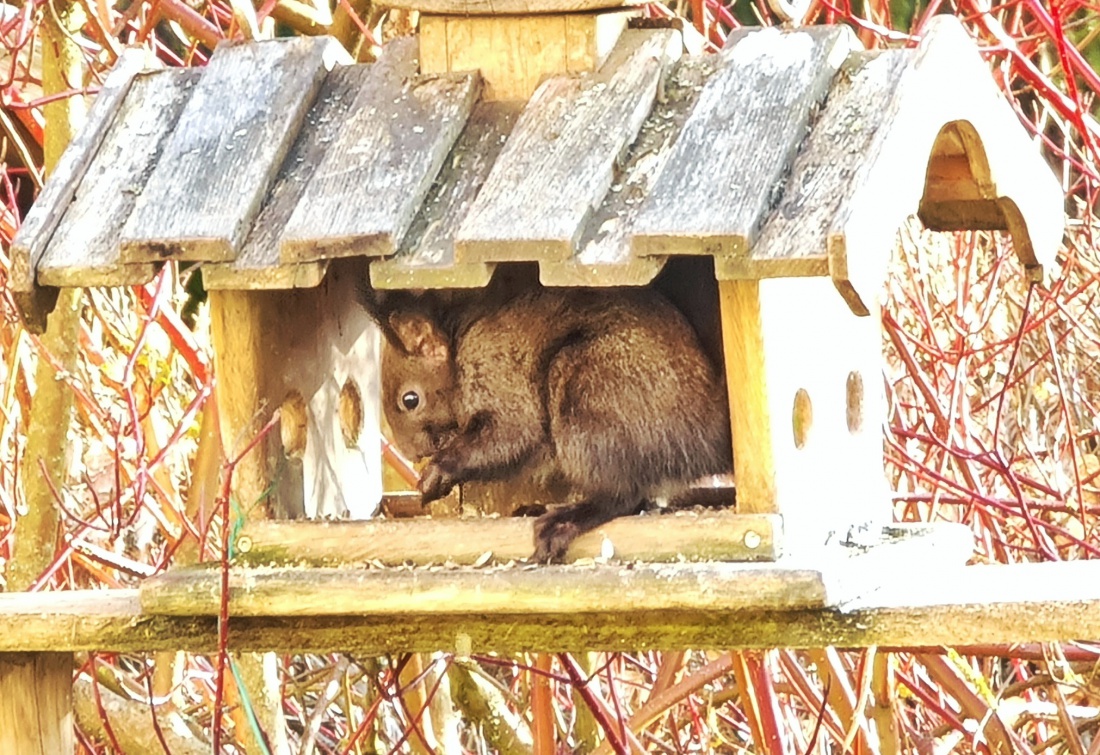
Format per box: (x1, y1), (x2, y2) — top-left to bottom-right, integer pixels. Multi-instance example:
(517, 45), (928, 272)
(13, 16), (1063, 316)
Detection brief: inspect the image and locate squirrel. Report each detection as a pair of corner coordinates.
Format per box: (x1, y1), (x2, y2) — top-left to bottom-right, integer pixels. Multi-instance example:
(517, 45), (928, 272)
(361, 280), (732, 563)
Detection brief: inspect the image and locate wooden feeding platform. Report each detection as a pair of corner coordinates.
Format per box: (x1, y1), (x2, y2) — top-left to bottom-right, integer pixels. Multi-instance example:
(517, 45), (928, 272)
(6, 556), (1100, 655)
(0, 3), (1074, 749)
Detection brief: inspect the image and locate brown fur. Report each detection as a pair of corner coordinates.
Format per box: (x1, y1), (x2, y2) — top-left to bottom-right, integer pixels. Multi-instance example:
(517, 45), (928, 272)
(366, 285), (732, 563)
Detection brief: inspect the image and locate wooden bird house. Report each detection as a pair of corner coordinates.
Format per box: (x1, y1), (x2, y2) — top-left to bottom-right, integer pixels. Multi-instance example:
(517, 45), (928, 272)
(11, 10), (1064, 617)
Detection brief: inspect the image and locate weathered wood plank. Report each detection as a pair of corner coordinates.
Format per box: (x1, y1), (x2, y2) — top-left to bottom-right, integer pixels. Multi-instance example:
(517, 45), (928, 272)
(0, 653), (73, 755)
(204, 38), (419, 289)
(142, 524), (970, 617)
(120, 37), (344, 263)
(540, 54), (717, 286)
(631, 26), (859, 258)
(202, 71), (364, 289)
(12, 557), (1100, 652)
(369, 101), (522, 289)
(421, 14), (625, 103)
(455, 29), (680, 264)
(146, 564), (833, 616)
(279, 66), (481, 262)
(717, 51), (909, 282)
(36, 69), (202, 288)
(10, 48), (147, 291)
(238, 509), (773, 566)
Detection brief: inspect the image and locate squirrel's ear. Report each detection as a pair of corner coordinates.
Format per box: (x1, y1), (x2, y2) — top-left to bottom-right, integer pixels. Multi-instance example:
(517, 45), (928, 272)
(387, 312), (450, 361)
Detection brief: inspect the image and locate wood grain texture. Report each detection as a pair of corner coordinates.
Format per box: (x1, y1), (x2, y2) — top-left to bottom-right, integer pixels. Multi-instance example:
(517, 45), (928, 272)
(121, 37), (343, 263)
(540, 52), (715, 286)
(719, 279), (775, 514)
(16, 556), (1100, 652)
(456, 29), (680, 264)
(396, 0), (641, 13)
(565, 11), (632, 73)
(10, 48), (147, 291)
(142, 563), (831, 616)
(631, 26), (858, 258)
(205, 38), (417, 288)
(418, 12), (630, 111)
(369, 101), (522, 289)
(238, 510), (776, 566)
(280, 62), (480, 261)
(0, 653), (73, 755)
(203, 65), (374, 290)
(37, 69), (201, 287)
(452, 15), (565, 102)
(208, 261), (383, 521)
(720, 277), (890, 547)
(824, 16), (1063, 315)
(719, 50), (909, 282)
(142, 523), (970, 617)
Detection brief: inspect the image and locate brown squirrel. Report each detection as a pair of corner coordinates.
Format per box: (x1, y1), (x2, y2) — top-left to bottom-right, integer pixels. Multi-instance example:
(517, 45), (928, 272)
(362, 281), (732, 562)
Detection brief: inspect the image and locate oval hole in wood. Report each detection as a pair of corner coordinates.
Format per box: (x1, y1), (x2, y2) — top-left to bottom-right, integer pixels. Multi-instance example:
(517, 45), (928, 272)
(846, 371), (864, 434)
(281, 390), (308, 459)
(339, 379), (363, 448)
(792, 388), (813, 449)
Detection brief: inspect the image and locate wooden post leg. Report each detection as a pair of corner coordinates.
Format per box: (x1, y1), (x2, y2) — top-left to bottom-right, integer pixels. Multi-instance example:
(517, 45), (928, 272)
(0, 653), (74, 755)
(208, 289), (290, 754)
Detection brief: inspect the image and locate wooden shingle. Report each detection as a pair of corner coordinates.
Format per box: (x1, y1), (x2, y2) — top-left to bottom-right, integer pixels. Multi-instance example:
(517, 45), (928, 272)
(454, 29), (680, 264)
(539, 53), (719, 286)
(10, 48), (148, 292)
(203, 63), (396, 289)
(630, 26), (858, 259)
(120, 37), (345, 263)
(370, 101), (522, 290)
(278, 55), (480, 261)
(38, 69), (202, 288)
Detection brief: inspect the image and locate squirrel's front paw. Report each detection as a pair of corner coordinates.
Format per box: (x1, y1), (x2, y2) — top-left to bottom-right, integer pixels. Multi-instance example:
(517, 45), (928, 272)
(418, 462), (455, 503)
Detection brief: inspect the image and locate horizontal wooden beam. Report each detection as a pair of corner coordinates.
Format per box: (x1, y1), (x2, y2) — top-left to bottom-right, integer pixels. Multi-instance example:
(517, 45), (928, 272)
(151, 523), (972, 618)
(141, 562), (836, 617)
(235, 509), (773, 566)
(4, 560), (1100, 653)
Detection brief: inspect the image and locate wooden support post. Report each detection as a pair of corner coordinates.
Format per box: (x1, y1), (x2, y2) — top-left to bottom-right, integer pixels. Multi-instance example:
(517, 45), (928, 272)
(205, 259), (383, 752)
(208, 288), (293, 754)
(0, 654), (73, 755)
(2, 2), (91, 751)
(419, 12), (632, 102)
(718, 277), (890, 549)
(718, 280), (775, 514)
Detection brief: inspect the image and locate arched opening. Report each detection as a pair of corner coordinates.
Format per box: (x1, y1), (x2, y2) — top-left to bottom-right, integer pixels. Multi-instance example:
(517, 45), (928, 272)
(918, 120), (1006, 233)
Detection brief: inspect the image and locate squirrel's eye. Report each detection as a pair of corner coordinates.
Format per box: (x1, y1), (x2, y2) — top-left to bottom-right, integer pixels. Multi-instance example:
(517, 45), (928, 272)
(400, 391), (420, 411)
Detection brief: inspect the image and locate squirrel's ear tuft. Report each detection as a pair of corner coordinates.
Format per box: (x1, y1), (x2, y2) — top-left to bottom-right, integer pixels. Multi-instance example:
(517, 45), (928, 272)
(388, 312), (451, 361)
